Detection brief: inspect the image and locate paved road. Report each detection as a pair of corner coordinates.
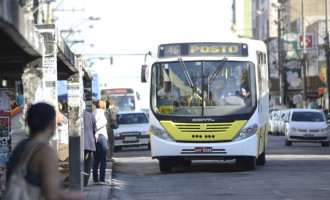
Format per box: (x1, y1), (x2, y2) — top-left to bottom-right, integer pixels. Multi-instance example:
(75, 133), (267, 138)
(110, 136), (330, 200)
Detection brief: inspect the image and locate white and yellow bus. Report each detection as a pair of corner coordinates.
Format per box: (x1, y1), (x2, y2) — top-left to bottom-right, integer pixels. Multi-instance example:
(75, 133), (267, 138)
(141, 38), (269, 172)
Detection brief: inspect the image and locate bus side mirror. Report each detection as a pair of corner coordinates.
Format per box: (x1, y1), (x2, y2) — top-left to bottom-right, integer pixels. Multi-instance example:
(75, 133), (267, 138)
(141, 64), (149, 83)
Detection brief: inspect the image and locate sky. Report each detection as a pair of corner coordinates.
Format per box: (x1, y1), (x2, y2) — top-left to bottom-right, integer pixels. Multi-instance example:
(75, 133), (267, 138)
(54, 0), (233, 108)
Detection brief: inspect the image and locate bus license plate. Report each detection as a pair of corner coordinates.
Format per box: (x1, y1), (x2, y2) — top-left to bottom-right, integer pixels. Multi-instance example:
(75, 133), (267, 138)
(195, 147), (212, 153)
(124, 136), (137, 141)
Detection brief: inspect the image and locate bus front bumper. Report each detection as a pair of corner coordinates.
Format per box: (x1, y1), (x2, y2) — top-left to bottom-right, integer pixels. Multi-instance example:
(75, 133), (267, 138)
(150, 134), (258, 159)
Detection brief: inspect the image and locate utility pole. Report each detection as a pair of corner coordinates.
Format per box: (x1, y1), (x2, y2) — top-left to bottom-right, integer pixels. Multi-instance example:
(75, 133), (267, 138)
(301, 0), (307, 108)
(278, 6), (285, 106)
(326, 0), (330, 110)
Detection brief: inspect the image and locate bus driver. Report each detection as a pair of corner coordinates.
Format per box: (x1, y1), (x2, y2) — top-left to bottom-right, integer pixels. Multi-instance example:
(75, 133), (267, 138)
(220, 76), (247, 99)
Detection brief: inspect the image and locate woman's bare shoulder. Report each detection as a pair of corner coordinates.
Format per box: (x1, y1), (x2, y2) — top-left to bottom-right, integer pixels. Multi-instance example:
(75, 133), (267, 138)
(35, 144), (57, 162)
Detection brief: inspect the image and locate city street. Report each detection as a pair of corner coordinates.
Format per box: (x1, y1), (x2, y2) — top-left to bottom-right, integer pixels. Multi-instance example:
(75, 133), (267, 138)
(110, 136), (330, 200)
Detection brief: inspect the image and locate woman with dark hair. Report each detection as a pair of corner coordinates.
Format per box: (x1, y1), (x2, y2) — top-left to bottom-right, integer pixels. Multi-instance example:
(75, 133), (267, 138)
(7, 102), (83, 200)
(92, 99), (108, 184)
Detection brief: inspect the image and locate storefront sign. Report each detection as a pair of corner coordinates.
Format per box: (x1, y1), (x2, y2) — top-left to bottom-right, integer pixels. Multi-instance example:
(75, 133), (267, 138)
(298, 33), (315, 50)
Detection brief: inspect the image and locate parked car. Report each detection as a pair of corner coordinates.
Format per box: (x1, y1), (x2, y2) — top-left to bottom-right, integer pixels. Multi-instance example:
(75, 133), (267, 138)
(269, 110), (280, 135)
(114, 111), (150, 151)
(284, 109), (330, 147)
(277, 110), (289, 135)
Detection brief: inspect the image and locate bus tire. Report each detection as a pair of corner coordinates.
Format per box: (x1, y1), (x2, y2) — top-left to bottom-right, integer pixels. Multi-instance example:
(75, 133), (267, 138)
(159, 158), (172, 172)
(244, 157), (256, 170)
(285, 139), (292, 146)
(256, 151), (266, 166)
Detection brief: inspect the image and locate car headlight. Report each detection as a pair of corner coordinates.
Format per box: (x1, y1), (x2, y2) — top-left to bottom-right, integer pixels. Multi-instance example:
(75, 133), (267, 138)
(141, 131), (150, 135)
(150, 125), (175, 142)
(114, 132), (120, 137)
(233, 124), (258, 141)
(291, 128), (297, 132)
(321, 128), (328, 132)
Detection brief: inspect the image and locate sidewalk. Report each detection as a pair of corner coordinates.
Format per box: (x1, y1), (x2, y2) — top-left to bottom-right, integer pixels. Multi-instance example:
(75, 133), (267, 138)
(84, 162), (114, 200)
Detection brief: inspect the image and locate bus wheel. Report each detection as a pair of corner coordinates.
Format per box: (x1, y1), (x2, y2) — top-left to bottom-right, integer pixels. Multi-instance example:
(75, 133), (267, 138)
(256, 151), (266, 166)
(159, 158), (172, 172)
(182, 160), (192, 167)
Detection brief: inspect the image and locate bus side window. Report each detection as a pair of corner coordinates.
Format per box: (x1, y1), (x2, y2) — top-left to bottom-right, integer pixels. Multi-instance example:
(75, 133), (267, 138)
(257, 52), (262, 94)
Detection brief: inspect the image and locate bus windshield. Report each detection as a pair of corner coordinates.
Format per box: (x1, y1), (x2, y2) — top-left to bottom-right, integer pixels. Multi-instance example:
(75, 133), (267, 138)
(109, 95), (135, 111)
(151, 61), (256, 116)
(101, 88), (136, 112)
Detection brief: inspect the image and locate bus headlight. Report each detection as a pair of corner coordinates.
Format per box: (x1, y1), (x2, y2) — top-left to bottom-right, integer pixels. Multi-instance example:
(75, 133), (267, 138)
(233, 124), (258, 141)
(150, 125), (175, 142)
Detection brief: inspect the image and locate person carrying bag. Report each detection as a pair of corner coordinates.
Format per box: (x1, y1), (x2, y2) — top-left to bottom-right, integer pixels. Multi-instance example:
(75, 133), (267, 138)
(4, 103), (83, 200)
(3, 142), (46, 200)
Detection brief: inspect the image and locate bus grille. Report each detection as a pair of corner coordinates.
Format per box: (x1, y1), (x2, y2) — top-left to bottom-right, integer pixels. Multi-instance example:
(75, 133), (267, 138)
(160, 120), (247, 142)
(174, 123), (234, 133)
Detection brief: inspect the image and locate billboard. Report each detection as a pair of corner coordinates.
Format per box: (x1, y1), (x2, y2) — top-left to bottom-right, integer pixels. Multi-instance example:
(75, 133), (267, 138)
(318, 61), (327, 93)
(282, 32), (299, 61)
(285, 60), (302, 90)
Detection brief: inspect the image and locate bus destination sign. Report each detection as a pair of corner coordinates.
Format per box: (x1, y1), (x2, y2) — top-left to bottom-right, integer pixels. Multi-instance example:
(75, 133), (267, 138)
(158, 43), (248, 58)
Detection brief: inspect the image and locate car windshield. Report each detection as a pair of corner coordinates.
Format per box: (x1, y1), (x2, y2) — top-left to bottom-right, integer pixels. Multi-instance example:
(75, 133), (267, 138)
(117, 113), (148, 124)
(151, 61), (256, 116)
(291, 112), (325, 122)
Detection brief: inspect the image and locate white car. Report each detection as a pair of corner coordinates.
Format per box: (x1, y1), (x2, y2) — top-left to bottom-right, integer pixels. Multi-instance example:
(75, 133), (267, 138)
(269, 110), (280, 135)
(277, 110), (289, 135)
(284, 109), (330, 147)
(114, 111), (150, 151)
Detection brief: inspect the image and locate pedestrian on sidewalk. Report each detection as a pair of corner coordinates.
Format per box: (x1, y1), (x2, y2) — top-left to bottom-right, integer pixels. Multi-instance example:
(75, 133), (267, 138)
(92, 99), (109, 185)
(83, 102), (97, 186)
(5, 102), (83, 200)
(105, 101), (118, 162)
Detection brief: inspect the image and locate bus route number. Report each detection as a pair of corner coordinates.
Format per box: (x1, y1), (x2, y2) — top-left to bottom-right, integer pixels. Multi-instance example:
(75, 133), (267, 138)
(164, 45), (180, 56)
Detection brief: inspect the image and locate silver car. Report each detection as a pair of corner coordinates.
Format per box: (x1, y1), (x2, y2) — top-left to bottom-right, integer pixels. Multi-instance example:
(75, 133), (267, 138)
(285, 109), (330, 147)
(114, 111), (150, 151)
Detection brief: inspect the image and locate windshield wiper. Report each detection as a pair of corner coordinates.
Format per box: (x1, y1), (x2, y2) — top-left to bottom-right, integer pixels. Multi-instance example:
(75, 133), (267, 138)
(208, 57), (228, 85)
(178, 58), (194, 88)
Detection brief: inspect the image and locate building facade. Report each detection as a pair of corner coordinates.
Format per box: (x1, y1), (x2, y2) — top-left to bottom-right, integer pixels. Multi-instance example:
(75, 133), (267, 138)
(252, 0), (330, 109)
